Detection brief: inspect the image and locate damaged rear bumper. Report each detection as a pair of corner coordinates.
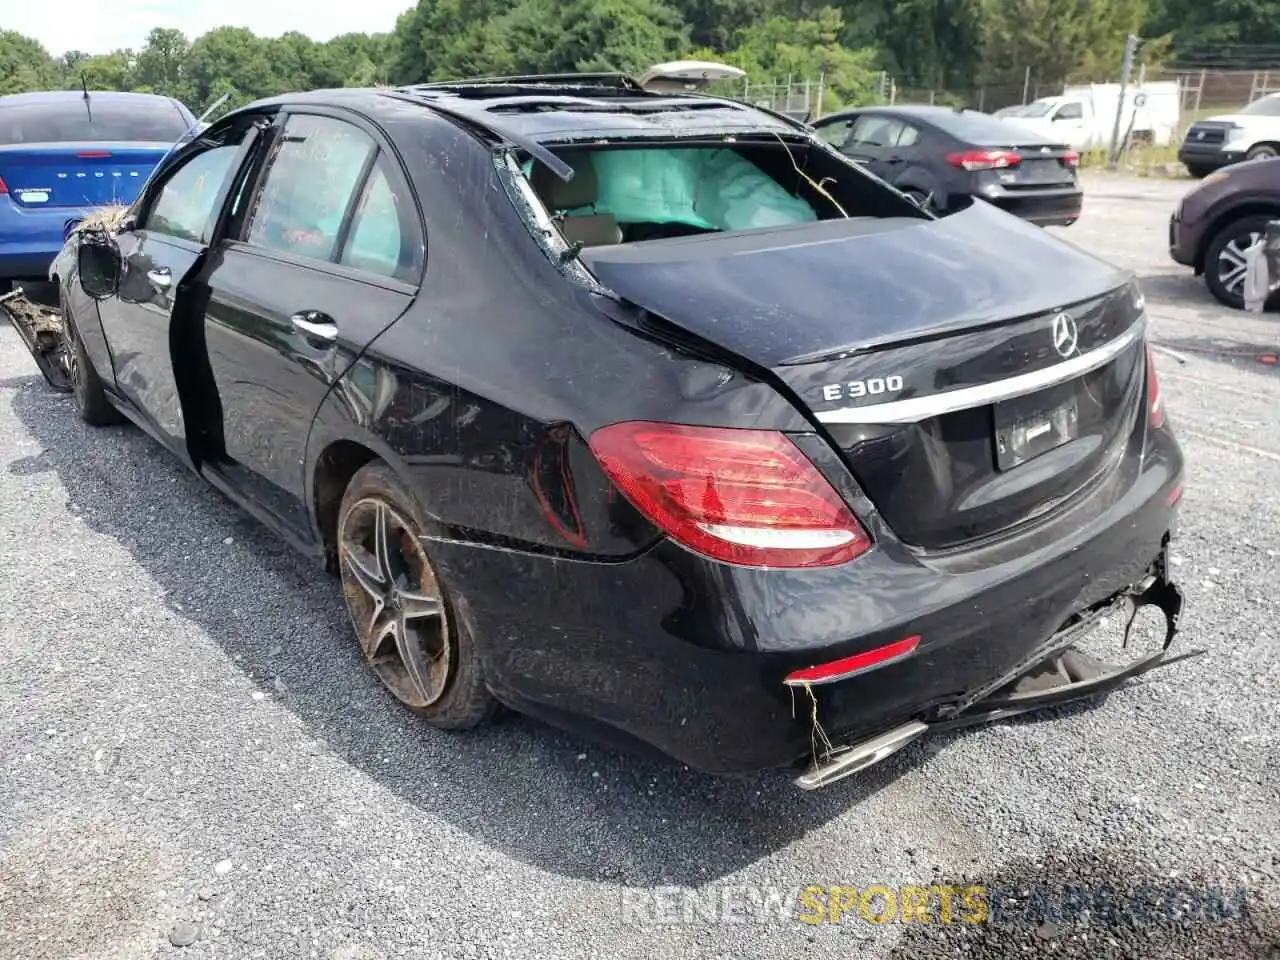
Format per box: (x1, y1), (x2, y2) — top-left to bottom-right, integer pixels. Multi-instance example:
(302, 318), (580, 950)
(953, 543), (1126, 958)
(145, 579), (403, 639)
(794, 560), (1187, 789)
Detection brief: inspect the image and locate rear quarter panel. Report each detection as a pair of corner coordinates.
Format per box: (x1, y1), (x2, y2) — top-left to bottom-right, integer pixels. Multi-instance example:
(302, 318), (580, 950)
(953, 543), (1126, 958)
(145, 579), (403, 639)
(304, 107), (808, 561)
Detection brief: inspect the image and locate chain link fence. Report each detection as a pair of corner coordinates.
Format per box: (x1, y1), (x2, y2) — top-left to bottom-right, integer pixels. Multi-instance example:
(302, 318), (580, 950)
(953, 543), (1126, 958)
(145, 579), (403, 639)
(732, 67), (1280, 137)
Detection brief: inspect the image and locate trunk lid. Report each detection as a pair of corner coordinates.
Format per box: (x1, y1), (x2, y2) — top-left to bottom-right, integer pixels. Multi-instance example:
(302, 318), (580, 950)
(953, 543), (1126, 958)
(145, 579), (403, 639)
(978, 144), (1078, 189)
(580, 201), (1148, 551)
(0, 142), (170, 208)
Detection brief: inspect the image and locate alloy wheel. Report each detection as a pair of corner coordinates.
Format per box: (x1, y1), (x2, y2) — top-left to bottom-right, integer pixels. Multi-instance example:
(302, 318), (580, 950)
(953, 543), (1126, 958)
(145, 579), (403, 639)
(61, 309), (83, 397)
(338, 497), (451, 708)
(1216, 230), (1262, 298)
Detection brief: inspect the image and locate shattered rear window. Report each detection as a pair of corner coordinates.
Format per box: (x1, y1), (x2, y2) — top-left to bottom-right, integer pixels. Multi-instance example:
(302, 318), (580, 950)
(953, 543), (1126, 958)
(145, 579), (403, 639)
(521, 143), (826, 246)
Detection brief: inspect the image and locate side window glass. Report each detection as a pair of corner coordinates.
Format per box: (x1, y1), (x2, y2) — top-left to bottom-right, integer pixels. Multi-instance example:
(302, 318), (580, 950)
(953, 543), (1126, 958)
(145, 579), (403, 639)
(339, 155), (422, 282)
(244, 114), (375, 262)
(1057, 103), (1083, 120)
(850, 116), (899, 148)
(816, 120), (852, 148)
(144, 145), (240, 242)
(896, 124), (921, 148)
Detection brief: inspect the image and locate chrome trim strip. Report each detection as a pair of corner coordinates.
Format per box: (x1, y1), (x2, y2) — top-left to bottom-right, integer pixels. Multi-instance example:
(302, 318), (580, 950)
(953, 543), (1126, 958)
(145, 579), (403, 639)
(814, 313), (1148, 425)
(794, 721), (930, 790)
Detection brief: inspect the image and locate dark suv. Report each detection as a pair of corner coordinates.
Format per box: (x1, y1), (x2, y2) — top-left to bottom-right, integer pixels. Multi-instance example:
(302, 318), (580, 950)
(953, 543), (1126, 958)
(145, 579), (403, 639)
(1169, 155), (1280, 308)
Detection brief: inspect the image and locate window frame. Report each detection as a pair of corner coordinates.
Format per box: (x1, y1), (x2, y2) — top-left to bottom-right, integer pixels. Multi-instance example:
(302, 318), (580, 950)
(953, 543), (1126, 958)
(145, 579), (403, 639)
(229, 105), (426, 291)
(133, 114), (268, 247)
(337, 152), (423, 284)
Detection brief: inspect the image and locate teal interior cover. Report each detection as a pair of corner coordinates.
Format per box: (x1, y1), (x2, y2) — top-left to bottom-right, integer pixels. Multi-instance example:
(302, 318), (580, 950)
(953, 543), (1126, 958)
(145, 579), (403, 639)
(524, 148), (817, 231)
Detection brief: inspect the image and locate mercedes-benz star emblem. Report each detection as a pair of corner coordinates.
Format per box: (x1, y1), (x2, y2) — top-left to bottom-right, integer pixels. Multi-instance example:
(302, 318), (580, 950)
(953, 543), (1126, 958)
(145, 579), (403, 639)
(1051, 311), (1078, 358)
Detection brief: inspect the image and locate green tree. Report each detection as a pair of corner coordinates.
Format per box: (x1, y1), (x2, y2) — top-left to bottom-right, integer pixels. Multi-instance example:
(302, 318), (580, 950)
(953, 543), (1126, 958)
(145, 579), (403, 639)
(702, 7), (881, 109)
(133, 29), (190, 100)
(0, 31), (58, 94)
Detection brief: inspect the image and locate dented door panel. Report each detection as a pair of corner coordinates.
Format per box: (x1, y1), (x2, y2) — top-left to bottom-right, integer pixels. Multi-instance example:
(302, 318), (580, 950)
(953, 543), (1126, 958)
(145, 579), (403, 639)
(98, 230), (203, 457)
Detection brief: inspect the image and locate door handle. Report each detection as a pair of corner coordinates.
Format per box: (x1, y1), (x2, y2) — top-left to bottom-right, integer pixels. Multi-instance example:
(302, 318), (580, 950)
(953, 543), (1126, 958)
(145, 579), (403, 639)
(290, 311), (338, 343)
(146, 267), (171, 289)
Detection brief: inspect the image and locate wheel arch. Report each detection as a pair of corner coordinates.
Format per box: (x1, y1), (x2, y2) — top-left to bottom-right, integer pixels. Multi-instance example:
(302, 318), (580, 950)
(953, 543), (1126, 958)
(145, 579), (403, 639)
(1245, 141), (1280, 160)
(1194, 201), (1280, 271)
(306, 425), (428, 573)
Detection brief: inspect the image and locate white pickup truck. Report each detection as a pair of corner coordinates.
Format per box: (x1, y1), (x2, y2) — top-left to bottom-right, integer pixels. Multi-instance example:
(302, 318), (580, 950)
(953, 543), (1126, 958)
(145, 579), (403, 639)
(1177, 92), (1280, 177)
(994, 82), (1181, 152)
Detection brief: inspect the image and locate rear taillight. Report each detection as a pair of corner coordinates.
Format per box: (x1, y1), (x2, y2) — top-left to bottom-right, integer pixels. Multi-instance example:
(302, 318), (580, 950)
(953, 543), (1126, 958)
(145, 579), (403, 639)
(76, 150), (112, 158)
(1063, 150), (1080, 168)
(1146, 342), (1165, 428)
(588, 421), (873, 568)
(946, 149), (1021, 171)
(0, 175), (7, 195)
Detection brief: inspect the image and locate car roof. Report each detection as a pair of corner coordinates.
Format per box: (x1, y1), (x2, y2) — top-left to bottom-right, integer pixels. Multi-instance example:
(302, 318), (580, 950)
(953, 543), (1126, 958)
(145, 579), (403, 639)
(822, 104), (978, 122)
(243, 78), (806, 146)
(0, 89), (179, 107)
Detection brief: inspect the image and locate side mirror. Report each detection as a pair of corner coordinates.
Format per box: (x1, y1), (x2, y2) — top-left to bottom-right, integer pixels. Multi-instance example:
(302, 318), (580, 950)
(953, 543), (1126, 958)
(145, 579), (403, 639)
(77, 239), (122, 299)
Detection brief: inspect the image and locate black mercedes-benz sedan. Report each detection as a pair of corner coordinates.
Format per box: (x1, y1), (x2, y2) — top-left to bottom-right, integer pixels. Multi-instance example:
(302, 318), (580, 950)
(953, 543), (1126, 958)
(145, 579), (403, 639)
(17, 73), (1185, 790)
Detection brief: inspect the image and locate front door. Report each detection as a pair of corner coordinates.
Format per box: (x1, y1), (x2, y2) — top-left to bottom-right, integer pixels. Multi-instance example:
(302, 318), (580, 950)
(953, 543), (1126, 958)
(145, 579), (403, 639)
(1049, 101), (1089, 150)
(196, 110), (422, 543)
(98, 122), (261, 459)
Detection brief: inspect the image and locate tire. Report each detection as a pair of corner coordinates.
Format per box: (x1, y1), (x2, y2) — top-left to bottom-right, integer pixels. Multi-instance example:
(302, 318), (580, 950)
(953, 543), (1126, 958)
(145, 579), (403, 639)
(1246, 144), (1278, 162)
(336, 461), (496, 729)
(62, 296), (124, 426)
(1185, 164), (1213, 179)
(1203, 214), (1274, 309)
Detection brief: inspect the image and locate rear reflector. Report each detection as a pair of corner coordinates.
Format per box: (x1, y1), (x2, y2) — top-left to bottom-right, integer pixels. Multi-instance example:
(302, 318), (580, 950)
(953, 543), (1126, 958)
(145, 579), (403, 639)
(588, 421), (872, 568)
(1146, 342), (1165, 428)
(784, 635), (921, 687)
(76, 150), (112, 158)
(1167, 483), (1184, 506)
(946, 149), (1021, 171)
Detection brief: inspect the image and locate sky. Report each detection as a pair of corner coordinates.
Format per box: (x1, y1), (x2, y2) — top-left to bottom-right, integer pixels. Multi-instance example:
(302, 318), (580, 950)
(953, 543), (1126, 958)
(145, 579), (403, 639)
(7, 0), (415, 56)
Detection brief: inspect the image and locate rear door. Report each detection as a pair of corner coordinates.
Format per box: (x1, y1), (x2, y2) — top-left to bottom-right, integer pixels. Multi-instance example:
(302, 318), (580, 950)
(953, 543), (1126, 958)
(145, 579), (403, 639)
(195, 109), (422, 541)
(841, 114), (907, 179)
(98, 115), (265, 459)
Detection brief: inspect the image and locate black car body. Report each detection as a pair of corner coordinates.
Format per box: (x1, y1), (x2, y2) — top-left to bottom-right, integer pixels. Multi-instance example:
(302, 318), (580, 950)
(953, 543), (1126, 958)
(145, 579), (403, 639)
(15, 75), (1184, 790)
(811, 105), (1083, 227)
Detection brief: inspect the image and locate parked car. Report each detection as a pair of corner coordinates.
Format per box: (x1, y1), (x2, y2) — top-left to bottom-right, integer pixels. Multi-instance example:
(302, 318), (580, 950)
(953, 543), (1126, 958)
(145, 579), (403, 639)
(14, 74), (1185, 790)
(0, 89), (196, 300)
(810, 105), (1082, 227)
(1179, 93), (1280, 178)
(1169, 155), (1280, 307)
(994, 83), (1181, 152)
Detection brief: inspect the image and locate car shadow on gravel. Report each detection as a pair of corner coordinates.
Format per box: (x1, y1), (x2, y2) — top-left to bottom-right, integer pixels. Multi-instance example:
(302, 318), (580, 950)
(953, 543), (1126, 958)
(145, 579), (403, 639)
(3, 372), (1122, 888)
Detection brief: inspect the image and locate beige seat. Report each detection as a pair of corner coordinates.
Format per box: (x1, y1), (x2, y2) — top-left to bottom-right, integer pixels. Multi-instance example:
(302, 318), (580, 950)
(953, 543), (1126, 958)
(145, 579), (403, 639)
(529, 154), (623, 247)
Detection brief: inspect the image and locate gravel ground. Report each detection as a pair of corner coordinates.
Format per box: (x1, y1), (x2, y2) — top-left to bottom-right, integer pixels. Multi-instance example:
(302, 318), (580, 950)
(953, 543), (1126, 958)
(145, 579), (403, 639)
(1, 172), (1278, 960)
